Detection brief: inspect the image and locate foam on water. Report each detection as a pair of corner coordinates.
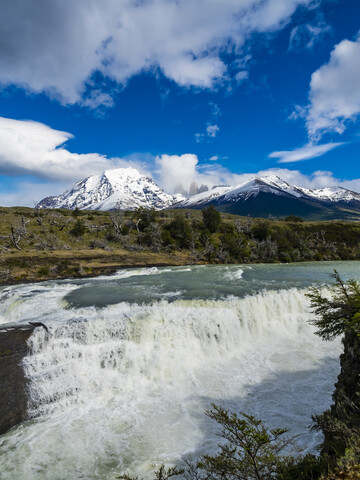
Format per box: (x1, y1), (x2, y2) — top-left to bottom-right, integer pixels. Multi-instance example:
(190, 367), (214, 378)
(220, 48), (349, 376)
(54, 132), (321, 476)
(224, 268), (244, 280)
(0, 281), (341, 480)
(0, 282), (78, 325)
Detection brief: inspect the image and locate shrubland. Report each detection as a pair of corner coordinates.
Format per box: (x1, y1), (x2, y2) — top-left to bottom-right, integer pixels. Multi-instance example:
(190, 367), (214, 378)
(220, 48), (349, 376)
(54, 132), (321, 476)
(0, 205), (360, 283)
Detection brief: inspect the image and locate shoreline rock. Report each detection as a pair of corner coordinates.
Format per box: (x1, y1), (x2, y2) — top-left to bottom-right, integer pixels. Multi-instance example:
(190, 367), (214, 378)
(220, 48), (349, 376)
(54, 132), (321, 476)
(0, 324), (35, 435)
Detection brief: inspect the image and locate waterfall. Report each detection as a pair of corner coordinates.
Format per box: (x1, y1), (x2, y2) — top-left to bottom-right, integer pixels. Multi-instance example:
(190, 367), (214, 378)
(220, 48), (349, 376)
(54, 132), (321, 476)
(0, 286), (340, 480)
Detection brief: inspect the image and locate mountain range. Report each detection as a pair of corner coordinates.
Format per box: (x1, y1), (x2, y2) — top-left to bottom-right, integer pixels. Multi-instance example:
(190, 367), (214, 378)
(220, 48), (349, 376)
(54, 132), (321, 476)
(173, 175), (360, 220)
(36, 168), (360, 220)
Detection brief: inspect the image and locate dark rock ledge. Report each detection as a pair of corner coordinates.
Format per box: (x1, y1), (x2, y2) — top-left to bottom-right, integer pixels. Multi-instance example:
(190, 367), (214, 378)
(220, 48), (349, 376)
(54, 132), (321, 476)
(0, 324), (35, 435)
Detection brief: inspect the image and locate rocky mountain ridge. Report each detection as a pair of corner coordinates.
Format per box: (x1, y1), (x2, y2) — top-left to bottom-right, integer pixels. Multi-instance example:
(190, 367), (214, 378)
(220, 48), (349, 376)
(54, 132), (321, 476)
(37, 167), (180, 211)
(37, 168), (360, 219)
(174, 175), (360, 219)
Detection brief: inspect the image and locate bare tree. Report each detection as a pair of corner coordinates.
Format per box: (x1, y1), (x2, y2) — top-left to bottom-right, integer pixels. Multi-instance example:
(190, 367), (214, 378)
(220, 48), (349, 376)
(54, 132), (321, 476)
(50, 213), (72, 231)
(9, 216), (29, 250)
(110, 211), (125, 236)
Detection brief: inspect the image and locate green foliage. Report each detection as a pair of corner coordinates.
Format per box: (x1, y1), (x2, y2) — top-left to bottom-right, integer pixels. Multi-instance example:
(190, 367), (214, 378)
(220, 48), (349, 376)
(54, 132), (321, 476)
(194, 404), (291, 480)
(307, 271), (360, 340)
(37, 266), (50, 276)
(220, 231), (250, 261)
(251, 221), (271, 241)
(105, 226), (119, 242)
(135, 207), (157, 232)
(202, 205), (222, 233)
(307, 273), (360, 465)
(117, 405), (296, 480)
(70, 219), (87, 237)
(117, 464), (184, 480)
(72, 207), (81, 217)
(121, 224), (130, 235)
(284, 216), (304, 222)
(1, 206), (360, 283)
(161, 229), (175, 247)
(165, 215), (192, 249)
(277, 454), (329, 480)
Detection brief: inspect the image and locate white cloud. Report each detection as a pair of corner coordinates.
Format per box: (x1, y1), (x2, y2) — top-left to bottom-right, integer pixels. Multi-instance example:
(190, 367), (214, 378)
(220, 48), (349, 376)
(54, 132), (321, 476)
(195, 133), (205, 143)
(288, 20), (330, 51)
(209, 155), (219, 161)
(195, 123), (220, 142)
(0, 0), (316, 106)
(155, 153), (246, 193)
(305, 34), (360, 139)
(0, 180), (69, 208)
(206, 124), (220, 138)
(209, 102), (221, 118)
(0, 116), (143, 181)
(195, 101), (222, 142)
(155, 154), (200, 193)
(269, 142), (344, 163)
(155, 152), (360, 196)
(81, 90), (115, 111)
(2, 139), (360, 207)
(234, 71), (249, 83)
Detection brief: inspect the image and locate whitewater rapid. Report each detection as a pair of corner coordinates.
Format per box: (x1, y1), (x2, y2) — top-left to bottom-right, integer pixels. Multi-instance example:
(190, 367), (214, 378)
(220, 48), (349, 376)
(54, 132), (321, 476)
(0, 262), (357, 480)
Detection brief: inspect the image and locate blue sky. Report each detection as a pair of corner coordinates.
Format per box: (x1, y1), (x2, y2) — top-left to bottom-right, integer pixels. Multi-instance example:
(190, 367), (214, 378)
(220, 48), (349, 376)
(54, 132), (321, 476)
(0, 0), (360, 205)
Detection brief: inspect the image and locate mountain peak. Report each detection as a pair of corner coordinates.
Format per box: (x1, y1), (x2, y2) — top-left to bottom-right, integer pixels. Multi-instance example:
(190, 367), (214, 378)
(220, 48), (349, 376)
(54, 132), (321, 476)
(37, 167), (178, 211)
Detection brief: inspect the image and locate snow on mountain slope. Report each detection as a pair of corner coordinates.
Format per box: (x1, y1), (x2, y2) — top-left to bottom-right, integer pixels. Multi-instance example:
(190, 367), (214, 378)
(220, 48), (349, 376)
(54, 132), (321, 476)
(174, 185), (232, 208)
(37, 168), (360, 213)
(174, 175), (360, 209)
(298, 186), (360, 203)
(175, 176), (305, 207)
(37, 167), (178, 211)
(223, 177), (299, 201)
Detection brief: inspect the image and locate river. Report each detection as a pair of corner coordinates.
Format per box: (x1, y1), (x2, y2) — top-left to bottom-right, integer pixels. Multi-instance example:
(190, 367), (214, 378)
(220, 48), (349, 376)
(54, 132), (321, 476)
(0, 261), (359, 479)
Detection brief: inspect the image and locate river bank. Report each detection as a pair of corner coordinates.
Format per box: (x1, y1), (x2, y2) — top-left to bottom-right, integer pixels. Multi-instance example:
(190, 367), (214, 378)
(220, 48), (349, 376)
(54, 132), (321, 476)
(1, 207), (360, 286)
(0, 249), (193, 285)
(2, 249), (360, 286)
(0, 324), (35, 434)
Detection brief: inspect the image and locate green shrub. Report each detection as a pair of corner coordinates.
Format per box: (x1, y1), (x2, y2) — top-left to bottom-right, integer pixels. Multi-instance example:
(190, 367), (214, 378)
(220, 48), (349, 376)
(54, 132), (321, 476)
(37, 266), (50, 276)
(165, 215), (192, 249)
(251, 221), (271, 241)
(71, 207), (81, 217)
(70, 219), (87, 237)
(202, 205), (221, 233)
(284, 215), (304, 222)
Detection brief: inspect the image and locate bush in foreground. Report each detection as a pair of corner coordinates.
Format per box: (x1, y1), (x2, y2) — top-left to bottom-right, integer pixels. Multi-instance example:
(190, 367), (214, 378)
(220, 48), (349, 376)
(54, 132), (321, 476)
(117, 405), (324, 480)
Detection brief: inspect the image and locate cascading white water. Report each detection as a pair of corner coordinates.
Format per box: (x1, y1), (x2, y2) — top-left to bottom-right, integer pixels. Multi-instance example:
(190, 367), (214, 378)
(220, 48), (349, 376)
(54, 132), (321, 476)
(0, 277), (342, 480)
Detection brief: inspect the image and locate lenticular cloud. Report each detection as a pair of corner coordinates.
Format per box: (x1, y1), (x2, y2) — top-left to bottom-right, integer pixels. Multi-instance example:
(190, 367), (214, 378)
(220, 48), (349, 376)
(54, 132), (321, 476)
(0, 117), (110, 180)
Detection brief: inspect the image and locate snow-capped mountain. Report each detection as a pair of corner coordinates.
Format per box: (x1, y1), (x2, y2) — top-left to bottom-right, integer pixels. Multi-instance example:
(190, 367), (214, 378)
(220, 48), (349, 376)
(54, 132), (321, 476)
(297, 185), (360, 203)
(36, 167), (179, 211)
(36, 169), (360, 219)
(174, 176), (360, 220)
(175, 176), (360, 206)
